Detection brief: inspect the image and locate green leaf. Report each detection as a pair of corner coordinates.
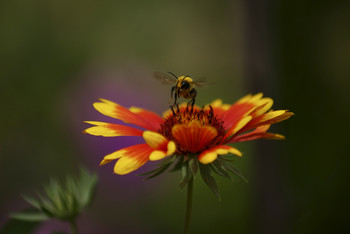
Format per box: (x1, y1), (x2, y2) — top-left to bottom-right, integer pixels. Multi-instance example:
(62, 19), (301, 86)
(199, 164), (221, 201)
(212, 160), (237, 182)
(10, 212), (49, 222)
(66, 176), (78, 198)
(78, 168), (98, 207)
(45, 179), (59, 201)
(218, 154), (237, 162)
(44, 179), (62, 211)
(217, 158), (248, 183)
(159, 155), (176, 166)
(36, 193), (55, 217)
(188, 158), (199, 176)
(210, 163), (234, 180)
(40, 206), (54, 218)
(210, 163), (226, 177)
(170, 156), (185, 172)
(143, 163), (172, 180)
(179, 162), (192, 189)
(22, 196), (41, 210)
(58, 190), (71, 215)
(11, 167), (98, 224)
(137, 167), (162, 176)
(138, 155), (176, 179)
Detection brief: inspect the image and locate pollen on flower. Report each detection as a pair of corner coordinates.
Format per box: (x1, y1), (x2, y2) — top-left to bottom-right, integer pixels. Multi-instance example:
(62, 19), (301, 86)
(158, 106), (226, 154)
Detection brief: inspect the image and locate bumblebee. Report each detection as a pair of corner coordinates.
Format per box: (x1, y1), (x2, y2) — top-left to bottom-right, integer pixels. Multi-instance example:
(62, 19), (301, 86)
(154, 71), (208, 108)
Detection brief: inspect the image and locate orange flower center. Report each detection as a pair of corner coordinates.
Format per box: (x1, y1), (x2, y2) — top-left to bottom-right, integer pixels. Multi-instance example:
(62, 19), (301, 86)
(159, 106), (226, 154)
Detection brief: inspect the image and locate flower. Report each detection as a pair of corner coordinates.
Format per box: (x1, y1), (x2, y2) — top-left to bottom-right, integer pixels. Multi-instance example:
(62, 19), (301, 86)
(11, 168), (97, 223)
(83, 93), (293, 176)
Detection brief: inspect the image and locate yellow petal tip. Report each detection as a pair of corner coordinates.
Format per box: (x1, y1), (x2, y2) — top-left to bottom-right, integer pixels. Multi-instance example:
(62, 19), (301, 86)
(167, 141), (176, 155)
(99, 159), (108, 166)
(149, 150), (166, 161)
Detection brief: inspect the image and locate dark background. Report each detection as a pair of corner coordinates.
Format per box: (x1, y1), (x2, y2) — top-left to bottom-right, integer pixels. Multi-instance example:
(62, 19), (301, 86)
(1, 0), (349, 233)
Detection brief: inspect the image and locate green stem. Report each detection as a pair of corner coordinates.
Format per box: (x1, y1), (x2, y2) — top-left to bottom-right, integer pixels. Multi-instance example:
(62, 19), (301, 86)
(184, 177), (194, 234)
(69, 219), (78, 234)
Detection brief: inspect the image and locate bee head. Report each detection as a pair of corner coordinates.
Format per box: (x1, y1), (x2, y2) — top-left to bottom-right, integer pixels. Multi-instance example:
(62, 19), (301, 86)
(181, 80), (190, 90)
(178, 76), (193, 90)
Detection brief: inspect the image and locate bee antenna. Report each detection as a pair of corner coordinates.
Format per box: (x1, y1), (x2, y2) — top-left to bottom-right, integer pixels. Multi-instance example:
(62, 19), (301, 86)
(167, 72), (178, 79)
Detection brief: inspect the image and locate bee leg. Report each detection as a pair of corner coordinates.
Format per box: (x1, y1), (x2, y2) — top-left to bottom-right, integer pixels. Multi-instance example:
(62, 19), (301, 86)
(189, 89), (197, 111)
(174, 92), (180, 112)
(208, 105), (214, 124)
(171, 86), (175, 99)
(173, 90), (177, 106)
(170, 105), (176, 116)
(186, 100), (193, 109)
(189, 99), (194, 113)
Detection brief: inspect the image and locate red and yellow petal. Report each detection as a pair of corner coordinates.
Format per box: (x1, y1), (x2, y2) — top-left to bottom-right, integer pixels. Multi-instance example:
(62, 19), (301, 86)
(143, 131), (176, 160)
(229, 124), (283, 142)
(234, 132), (285, 142)
(209, 99), (231, 117)
(93, 99), (160, 131)
(198, 145), (242, 164)
(248, 97), (273, 118)
(149, 141), (176, 161)
(172, 121), (218, 153)
(83, 121), (143, 137)
(99, 144), (153, 175)
(223, 115), (252, 140)
(143, 131), (168, 149)
(238, 110), (294, 134)
(129, 106), (163, 131)
(222, 93), (265, 129)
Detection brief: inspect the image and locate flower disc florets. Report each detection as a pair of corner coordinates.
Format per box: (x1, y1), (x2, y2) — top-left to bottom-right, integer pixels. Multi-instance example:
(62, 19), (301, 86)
(159, 106), (226, 155)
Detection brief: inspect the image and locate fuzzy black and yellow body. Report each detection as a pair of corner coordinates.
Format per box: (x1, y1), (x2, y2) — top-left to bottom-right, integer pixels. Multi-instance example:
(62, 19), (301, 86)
(171, 76), (197, 107)
(154, 72), (207, 108)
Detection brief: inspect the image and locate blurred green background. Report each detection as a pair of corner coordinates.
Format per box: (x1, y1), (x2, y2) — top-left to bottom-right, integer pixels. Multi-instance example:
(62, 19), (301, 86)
(1, 0), (349, 233)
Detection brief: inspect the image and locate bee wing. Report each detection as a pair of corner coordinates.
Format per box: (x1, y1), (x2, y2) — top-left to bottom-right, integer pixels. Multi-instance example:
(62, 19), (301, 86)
(154, 71), (177, 85)
(193, 80), (210, 87)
